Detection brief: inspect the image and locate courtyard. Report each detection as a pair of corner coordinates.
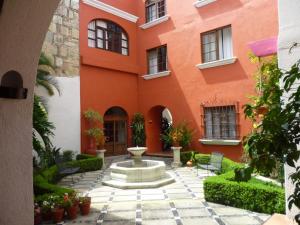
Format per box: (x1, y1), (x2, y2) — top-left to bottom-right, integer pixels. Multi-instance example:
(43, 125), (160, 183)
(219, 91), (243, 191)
(54, 156), (270, 225)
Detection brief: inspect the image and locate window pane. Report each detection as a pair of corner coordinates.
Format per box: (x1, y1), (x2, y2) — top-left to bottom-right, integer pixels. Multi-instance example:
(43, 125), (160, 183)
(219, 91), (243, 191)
(88, 21), (95, 30)
(97, 39), (104, 48)
(122, 48), (128, 55)
(221, 27), (233, 59)
(158, 1), (165, 17)
(148, 49), (158, 74)
(97, 29), (103, 38)
(96, 20), (107, 28)
(122, 40), (128, 48)
(88, 30), (95, 39)
(88, 39), (95, 47)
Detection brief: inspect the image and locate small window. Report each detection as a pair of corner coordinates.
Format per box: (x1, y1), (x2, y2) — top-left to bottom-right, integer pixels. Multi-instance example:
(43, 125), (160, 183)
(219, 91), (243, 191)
(88, 19), (129, 56)
(145, 0), (166, 23)
(204, 105), (237, 140)
(201, 26), (233, 63)
(147, 45), (167, 74)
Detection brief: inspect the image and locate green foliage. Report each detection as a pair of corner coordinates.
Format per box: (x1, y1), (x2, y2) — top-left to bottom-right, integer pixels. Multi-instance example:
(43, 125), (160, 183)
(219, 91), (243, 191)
(180, 151), (197, 165)
(66, 157), (102, 173)
(83, 109), (103, 123)
(76, 154), (95, 160)
(131, 113), (146, 146)
(234, 166), (253, 182)
(34, 157), (102, 196)
(243, 56), (300, 220)
(204, 172), (285, 214)
(161, 117), (172, 150)
(161, 122), (193, 149)
(62, 150), (74, 162)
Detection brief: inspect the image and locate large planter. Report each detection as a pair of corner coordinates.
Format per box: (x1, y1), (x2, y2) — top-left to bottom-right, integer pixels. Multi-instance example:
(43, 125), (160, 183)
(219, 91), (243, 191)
(171, 146), (182, 168)
(34, 213), (42, 225)
(41, 211), (52, 222)
(80, 197), (91, 216)
(52, 208), (64, 223)
(66, 205), (78, 220)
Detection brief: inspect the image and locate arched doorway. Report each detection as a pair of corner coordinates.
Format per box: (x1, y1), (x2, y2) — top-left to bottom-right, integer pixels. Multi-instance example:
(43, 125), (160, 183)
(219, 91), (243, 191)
(147, 106), (173, 153)
(104, 106), (128, 156)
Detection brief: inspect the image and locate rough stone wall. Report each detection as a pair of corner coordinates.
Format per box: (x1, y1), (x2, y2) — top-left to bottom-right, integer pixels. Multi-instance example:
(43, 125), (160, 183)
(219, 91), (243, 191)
(42, 0), (79, 76)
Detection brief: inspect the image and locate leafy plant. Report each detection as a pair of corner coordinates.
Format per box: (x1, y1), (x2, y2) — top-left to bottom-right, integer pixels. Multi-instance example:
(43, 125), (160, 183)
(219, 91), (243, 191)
(62, 150), (74, 162)
(83, 109), (104, 149)
(243, 55), (300, 222)
(161, 122), (193, 149)
(161, 117), (172, 150)
(131, 113), (146, 146)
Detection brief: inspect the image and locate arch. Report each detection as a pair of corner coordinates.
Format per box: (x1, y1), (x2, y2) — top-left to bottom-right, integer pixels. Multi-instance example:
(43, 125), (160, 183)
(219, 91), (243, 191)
(103, 106), (128, 156)
(87, 19), (129, 56)
(146, 105), (173, 153)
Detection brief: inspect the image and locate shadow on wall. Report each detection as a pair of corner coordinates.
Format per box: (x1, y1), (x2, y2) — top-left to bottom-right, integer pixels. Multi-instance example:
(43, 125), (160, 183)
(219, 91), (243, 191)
(196, 0), (243, 20)
(201, 60), (248, 84)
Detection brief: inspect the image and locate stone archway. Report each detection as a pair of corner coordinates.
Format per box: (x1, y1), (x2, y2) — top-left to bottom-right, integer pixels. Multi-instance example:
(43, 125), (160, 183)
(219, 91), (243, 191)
(0, 1), (60, 225)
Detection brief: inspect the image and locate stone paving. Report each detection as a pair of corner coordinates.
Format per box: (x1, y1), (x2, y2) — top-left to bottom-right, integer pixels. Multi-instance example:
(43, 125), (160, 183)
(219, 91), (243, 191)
(56, 156), (270, 225)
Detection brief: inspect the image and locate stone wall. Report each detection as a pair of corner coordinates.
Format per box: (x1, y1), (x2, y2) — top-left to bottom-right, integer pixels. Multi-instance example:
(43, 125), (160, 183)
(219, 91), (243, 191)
(42, 0), (79, 76)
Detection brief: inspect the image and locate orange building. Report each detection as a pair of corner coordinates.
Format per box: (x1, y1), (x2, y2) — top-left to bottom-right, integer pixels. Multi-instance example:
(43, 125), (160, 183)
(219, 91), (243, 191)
(80, 0), (278, 161)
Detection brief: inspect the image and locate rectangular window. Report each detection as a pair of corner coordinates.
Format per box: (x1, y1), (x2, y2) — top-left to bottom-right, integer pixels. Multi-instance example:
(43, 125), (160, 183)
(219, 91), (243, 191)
(147, 45), (167, 74)
(204, 105), (237, 140)
(146, 0), (166, 23)
(201, 26), (233, 63)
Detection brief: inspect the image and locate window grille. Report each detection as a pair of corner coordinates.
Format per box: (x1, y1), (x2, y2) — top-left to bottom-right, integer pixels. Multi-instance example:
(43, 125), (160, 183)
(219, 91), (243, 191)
(202, 105), (239, 140)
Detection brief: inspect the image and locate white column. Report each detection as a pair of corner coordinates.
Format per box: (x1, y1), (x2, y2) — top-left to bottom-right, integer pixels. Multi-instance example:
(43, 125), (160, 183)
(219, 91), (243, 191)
(171, 146), (182, 168)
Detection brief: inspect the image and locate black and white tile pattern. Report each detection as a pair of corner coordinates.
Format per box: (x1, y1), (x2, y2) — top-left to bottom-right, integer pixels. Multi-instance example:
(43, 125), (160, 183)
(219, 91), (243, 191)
(55, 156), (270, 225)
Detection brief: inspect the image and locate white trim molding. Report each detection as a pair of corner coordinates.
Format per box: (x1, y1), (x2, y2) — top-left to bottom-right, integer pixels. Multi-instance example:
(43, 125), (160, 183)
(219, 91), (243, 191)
(142, 70), (171, 80)
(83, 0), (139, 23)
(196, 57), (237, 69)
(199, 139), (241, 146)
(193, 0), (217, 8)
(140, 15), (170, 29)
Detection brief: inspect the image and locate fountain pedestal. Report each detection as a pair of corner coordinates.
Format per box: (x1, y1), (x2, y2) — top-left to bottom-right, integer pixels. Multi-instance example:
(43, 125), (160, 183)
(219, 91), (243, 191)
(102, 147), (175, 189)
(171, 146), (182, 168)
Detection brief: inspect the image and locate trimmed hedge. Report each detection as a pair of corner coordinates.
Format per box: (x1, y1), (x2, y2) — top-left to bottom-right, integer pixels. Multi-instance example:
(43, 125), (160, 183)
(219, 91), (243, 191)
(76, 154), (95, 160)
(34, 156), (102, 196)
(204, 171), (285, 214)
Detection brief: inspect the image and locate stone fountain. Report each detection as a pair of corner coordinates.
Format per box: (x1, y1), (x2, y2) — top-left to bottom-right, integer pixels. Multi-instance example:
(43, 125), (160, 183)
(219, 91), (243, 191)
(102, 147), (175, 189)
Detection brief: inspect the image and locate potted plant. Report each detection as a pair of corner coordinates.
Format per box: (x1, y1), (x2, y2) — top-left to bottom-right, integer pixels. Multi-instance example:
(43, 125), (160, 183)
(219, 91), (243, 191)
(83, 109), (103, 153)
(51, 195), (64, 223)
(79, 196), (92, 215)
(41, 199), (52, 222)
(63, 193), (78, 220)
(34, 203), (42, 225)
(131, 113), (146, 146)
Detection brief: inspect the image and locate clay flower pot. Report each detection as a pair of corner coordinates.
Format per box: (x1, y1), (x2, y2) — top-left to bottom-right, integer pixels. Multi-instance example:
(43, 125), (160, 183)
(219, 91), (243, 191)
(41, 211), (52, 221)
(80, 197), (91, 215)
(52, 208), (64, 223)
(66, 205), (78, 220)
(34, 212), (42, 225)
(186, 160), (193, 167)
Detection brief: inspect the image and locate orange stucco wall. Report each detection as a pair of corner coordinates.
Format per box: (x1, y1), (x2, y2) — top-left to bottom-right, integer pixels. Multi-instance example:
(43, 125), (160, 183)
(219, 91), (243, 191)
(80, 0), (278, 161)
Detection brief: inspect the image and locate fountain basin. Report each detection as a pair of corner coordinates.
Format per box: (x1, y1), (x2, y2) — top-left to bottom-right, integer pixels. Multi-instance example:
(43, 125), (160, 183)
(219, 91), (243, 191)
(102, 160), (175, 189)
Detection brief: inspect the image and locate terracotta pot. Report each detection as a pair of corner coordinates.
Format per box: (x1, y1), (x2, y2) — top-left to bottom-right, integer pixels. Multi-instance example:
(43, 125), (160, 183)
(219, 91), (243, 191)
(41, 211), (52, 221)
(52, 208), (64, 223)
(186, 160), (193, 167)
(80, 202), (91, 215)
(66, 205), (78, 220)
(34, 213), (42, 225)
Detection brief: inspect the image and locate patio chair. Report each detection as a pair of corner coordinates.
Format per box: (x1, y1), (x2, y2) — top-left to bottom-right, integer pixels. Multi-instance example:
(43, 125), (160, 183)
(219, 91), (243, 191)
(55, 156), (80, 183)
(196, 152), (223, 176)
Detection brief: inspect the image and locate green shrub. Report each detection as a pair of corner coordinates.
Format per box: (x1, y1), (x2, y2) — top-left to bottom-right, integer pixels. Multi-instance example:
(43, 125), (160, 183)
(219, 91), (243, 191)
(76, 154), (95, 160)
(204, 171), (285, 214)
(180, 151), (196, 165)
(34, 157), (102, 196)
(67, 157), (102, 173)
(62, 150), (74, 162)
(234, 166), (253, 182)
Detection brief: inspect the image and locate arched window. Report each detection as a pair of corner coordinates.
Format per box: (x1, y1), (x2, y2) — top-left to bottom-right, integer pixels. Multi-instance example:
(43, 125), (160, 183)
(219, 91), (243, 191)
(145, 0), (166, 22)
(88, 20), (129, 56)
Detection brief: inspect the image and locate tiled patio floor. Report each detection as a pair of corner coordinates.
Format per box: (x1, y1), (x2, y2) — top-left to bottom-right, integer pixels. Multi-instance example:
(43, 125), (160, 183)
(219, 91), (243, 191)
(55, 156), (270, 225)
